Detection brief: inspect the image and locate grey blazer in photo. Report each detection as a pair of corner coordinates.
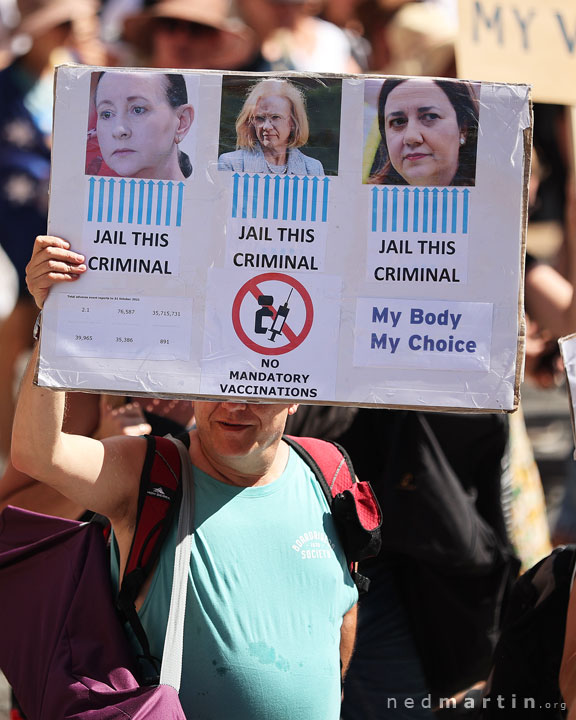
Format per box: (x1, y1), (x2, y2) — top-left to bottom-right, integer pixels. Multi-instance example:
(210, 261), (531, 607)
(218, 145), (325, 176)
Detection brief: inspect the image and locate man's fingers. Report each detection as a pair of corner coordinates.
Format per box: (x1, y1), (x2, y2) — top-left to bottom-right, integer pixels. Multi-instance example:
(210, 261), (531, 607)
(27, 256), (86, 284)
(26, 268), (85, 292)
(47, 271), (83, 282)
(47, 259), (86, 275)
(32, 235), (71, 255)
(35, 245), (85, 266)
(30, 237), (85, 267)
(32, 261), (86, 278)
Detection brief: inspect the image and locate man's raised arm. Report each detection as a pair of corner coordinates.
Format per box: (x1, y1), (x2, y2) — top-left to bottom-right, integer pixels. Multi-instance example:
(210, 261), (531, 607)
(10, 236), (145, 526)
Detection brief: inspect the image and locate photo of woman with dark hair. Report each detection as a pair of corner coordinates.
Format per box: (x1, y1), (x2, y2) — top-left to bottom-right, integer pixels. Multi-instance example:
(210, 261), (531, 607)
(87, 71), (194, 180)
(369, 78), (479, 187)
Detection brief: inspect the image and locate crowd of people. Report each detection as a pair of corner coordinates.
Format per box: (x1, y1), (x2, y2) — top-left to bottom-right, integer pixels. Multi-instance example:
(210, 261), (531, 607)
(1, 0), (576, 718)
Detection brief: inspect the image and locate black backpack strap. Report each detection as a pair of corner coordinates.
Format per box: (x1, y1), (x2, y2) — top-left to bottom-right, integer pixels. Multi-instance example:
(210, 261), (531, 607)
(117, 434), (184, 682)
(283, 435), (382, 592)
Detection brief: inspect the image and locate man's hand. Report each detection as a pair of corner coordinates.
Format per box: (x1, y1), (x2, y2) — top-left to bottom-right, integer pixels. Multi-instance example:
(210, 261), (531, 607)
(26, 235), (86, 308)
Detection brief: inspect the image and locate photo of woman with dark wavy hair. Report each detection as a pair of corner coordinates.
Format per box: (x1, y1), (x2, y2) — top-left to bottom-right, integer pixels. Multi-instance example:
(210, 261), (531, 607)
(368, 77), (479, 187)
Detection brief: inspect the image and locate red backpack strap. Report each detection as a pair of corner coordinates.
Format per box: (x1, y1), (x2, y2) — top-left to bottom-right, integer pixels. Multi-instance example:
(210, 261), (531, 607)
(284, 435), (354, 500)
(123, 435), (183, 582)
(283, 435), (382, 588)
(117, 434), (185, 682)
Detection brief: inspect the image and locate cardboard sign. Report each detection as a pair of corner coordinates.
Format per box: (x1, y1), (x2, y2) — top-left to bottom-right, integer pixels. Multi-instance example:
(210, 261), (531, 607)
(560, 334), (576, 451)
(456, 0), (576, 105)
(38, 66), (531, 411)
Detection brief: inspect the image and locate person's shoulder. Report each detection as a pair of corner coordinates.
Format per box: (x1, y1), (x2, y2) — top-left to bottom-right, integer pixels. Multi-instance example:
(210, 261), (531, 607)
(304, 154), (324, 176)
(218, 149), (243, 161)
(102, 433), (149, 480)
(293, 149), (324, 176)
(218, 148), (246, 171)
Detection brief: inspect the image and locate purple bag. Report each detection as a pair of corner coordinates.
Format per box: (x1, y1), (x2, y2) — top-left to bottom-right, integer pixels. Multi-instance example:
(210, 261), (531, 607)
(0, 506), (186, 719)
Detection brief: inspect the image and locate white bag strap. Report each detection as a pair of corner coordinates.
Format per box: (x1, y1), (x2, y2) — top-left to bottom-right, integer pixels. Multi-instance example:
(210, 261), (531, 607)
(159, 436), (194, 690)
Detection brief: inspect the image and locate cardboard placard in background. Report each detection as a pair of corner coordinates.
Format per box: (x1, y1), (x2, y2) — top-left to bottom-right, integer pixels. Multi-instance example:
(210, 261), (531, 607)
(456, 0), (576, 105)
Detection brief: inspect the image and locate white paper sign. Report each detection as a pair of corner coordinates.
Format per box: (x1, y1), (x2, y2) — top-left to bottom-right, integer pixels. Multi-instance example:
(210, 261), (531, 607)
(354, 298), (492, 370)
(200, 269), (341, 401)
(225, 218), (328, 273)
(38, 66), (530, 411)
(365, 189), (470, 284)
(560, 334), (576, 451)
(56, 293), (192, 360)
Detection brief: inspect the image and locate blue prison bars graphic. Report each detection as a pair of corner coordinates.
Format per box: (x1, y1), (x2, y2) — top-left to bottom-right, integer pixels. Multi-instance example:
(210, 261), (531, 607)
(86, 177), (185, 227)
(231, 173), (330, 223)
(371, 186), (471, 235)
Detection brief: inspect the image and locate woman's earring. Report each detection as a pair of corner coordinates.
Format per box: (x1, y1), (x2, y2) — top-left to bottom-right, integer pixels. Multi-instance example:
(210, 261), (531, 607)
(459, 136), (466, 146)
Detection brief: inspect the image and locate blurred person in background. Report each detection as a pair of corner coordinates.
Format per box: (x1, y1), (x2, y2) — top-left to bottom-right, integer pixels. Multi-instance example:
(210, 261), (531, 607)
(350, 0), (456, 74)
(236, 0), (362, 72)
(522, 139), (576, 548)
(0, 0), (103, 470)
(377, 0), (456, 76)
(115, 0), (266, 72)
(0, 4), (103, 715)
(317, 0), (370, 70)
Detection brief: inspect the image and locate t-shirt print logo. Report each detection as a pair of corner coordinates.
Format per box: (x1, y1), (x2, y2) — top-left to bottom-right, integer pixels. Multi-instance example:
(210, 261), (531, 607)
(291, 530), (335, 560)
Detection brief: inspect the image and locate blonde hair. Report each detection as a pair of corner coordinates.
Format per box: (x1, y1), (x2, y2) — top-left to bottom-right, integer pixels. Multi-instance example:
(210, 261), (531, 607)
(235, 79), (310, 150)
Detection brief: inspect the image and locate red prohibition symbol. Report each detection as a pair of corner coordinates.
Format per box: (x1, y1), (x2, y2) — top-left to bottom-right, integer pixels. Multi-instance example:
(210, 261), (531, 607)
(232, 273), (314, 355)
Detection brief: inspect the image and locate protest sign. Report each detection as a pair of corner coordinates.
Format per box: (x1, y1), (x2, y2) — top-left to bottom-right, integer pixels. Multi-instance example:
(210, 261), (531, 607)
(456, 0), (576, 105)
(560, 334), (576, 451)
(38, 66), (531, 411)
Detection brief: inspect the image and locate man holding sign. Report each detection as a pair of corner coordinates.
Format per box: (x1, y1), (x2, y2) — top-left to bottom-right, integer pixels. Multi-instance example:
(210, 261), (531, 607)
(12, 235), (358, 720)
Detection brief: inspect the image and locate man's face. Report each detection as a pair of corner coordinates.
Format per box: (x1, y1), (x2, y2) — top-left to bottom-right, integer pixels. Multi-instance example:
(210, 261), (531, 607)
(194, 401), (298, 467)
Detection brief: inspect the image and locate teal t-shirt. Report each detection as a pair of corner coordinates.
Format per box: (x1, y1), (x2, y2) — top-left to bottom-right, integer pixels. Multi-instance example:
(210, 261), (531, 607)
(113, 446), (358, 719)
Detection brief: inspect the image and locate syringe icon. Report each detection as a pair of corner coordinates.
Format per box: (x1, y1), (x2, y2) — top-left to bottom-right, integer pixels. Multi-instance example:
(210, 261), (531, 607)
(268, 288), (293, 342)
